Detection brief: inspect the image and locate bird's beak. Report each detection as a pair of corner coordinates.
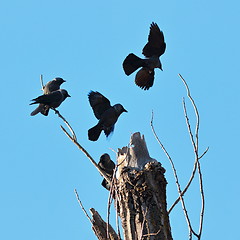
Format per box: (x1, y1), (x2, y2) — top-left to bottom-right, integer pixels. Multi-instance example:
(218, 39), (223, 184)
(123, 108), (128, 113)
(63, 79), (66, 82)
(67, 93), (71, 97)
(159, 66), (163, 71)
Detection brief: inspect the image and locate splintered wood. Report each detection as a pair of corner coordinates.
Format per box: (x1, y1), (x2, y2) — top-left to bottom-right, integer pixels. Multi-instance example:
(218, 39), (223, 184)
(115, 132), (173, 240)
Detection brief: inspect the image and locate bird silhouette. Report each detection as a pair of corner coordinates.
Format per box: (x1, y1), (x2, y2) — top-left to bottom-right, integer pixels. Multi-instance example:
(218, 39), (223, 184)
(88, 91), (127, 141)
(98, 153), (115, 190)
(123, 22), (166, 90)
(31, 77), (66, 116)
(30, 89), (70, 115)
(43, 77), (66, 94)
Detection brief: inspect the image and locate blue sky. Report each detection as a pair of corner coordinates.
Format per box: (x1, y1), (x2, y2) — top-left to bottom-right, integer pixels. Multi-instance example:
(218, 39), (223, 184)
(1, 0), (239, 239)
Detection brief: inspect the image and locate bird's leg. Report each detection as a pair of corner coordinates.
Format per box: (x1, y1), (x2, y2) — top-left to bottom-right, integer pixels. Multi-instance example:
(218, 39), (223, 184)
(51, 107), (59, 115)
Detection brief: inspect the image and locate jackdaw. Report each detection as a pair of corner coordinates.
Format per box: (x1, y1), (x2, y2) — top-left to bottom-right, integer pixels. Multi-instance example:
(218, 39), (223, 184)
(98, 153), (115, 190)
(88, 91), (127, 141)
(43, 77), (66, 94)
(30, 89), (70, 115)
(31, 77), (66, 116)
(123, 22), (166, 90)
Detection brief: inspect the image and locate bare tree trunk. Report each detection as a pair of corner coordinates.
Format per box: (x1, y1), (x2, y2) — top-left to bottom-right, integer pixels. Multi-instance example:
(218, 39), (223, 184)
(115, 132), (172, 240)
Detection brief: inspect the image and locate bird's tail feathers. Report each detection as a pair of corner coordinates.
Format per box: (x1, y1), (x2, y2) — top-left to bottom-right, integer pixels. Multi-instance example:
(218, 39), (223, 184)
(104, 125), (114, 138)
(123, 53), (144, 75)
(88, 124), (102, 141)
(101, 179), (111, 191)
(40, 106), (50, 116)
(31, 104), (44, 116)
(30, 104), (49, 116)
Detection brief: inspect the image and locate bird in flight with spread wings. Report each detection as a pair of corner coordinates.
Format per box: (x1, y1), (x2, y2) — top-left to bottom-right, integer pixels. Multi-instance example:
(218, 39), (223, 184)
(123, 22), (166, 90)
(88, 91), (127, 141)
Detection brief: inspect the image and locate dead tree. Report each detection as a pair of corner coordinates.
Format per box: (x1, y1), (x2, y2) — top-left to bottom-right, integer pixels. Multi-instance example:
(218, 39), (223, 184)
(73, 132), (172, 240)
(115, 132), (173, 240)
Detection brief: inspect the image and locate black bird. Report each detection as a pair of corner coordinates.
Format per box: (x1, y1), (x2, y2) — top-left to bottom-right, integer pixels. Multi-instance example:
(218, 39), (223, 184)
(31, 77), (66, 116)
(43, 77), (66, 94)
(88, 91), (127, 141)
(30, 89), (70, 115)
(98, 153), (115, 190)
(123, 22), (166, 90)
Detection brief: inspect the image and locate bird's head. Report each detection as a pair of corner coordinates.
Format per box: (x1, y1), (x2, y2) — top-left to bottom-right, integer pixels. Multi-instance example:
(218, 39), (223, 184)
(61, 89), (71, 98)
(54, 77), (66, 84)
(113, 104), (128, 114)
(100, 153), (111, 164)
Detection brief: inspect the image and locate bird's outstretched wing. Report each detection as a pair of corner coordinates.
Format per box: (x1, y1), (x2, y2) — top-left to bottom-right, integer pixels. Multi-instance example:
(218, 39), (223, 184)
(135, 68), (155, 90)
(30, 91), (62, 105)
(88, 91), (111, 119)
(142, 22), (166, 58)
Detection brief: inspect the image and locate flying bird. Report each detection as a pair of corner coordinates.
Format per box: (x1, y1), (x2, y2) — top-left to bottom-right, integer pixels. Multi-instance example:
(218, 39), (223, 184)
(123, 22), (166, 90)
(88, 91), (127, 141)
(30, 89), (70, 115)
(98, 153), (115, 190)
(31, 77), (66, 116)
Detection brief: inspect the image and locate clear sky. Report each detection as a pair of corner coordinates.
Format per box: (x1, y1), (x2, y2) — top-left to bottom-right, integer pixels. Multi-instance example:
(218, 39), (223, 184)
(1, 0), (239, 239)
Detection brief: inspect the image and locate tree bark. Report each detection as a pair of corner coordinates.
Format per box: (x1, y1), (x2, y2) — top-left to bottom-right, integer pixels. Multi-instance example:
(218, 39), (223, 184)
(115, 132), (172, 240)
(90, 208), (120, 240)
(91, 132), (172, 240)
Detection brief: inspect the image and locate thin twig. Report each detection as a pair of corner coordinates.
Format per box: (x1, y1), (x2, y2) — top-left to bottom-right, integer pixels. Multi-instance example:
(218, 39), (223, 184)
(199, 147), (209, 160)
(150, 112), (198, 237)
(197, 160), (205, 239)
(179, 74), (205, 239)
(40, 74), (44, 91)
(60, 124), (110, 182)
(52, 108), (77, 141)
(168, 99), (199, 213)
(74, 189), (92, 223)
(168, 146), (208, 213)
(52, 108), (112, 186)
(142, 227), (162, 237)
(179, 73), (200, 151)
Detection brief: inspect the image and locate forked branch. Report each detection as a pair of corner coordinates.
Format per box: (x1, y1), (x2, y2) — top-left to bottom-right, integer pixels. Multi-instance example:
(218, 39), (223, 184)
(151, 74), (208, 239)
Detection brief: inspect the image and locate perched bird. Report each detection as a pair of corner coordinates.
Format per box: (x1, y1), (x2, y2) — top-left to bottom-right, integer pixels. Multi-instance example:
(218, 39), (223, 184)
(30, 89), (70, 115)
(98, 153), (115, 190)
(43, 77), (66, 94)
(123, 22), (166, 90)
(88, 91), (127, 141)
(31, 77), (66, 116)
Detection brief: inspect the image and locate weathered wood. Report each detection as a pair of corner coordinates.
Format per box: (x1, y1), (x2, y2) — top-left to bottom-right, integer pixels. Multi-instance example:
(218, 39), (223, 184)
(116, 132), (173, 240)
(90, 208), (120, 240)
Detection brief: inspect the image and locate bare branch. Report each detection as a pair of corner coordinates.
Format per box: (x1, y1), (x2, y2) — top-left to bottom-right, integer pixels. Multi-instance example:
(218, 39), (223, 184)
(199, 147), (209, 160)
(179, 73), (200, 151)
(142, 227), (162, 238)
(52, 108), (112, 186)
(179, 74), (206, 239)
(74, 189), (92, 223)
(197, 161), (205, 238)
(150, 111), (198, 237)
(151, 74), (207, 239)
(168, 98), (200, 213)
(53, 108), (77, 141)
(40, 74), (44, 91)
